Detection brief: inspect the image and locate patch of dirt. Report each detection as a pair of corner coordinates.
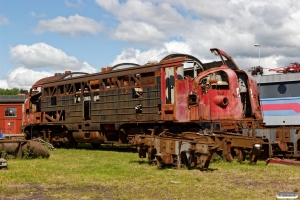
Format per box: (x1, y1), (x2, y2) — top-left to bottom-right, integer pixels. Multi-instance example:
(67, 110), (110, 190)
(0, 184), (116, 200)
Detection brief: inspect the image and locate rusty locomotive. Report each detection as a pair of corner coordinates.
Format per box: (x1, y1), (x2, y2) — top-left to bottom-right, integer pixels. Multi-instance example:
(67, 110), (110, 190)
(21, 48), (300, 169)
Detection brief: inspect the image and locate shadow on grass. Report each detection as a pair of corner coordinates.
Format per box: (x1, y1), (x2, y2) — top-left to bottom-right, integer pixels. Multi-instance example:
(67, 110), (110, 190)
(198, 167), (219, 172)
(128, 159), (220, 171)
(76, 143), (137, 153)
(129, 160), (155, 165)
(157, 165), (219, 172)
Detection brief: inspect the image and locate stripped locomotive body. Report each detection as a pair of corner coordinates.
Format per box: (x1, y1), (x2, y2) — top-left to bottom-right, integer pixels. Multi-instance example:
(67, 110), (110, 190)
(21, 48), (292, 169)
(253, 71), (300, 165)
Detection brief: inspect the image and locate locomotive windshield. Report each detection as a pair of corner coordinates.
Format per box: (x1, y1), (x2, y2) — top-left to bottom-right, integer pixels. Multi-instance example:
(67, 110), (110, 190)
(199, 70), (229, 94)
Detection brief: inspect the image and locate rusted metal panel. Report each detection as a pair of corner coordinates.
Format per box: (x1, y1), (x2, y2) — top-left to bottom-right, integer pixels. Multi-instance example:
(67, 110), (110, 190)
(209, 48), (240, 70)
(275, 128), (291, 143)
(175, 78), (191, 122)
(161, 104), (175, 120)
(266, 158), (300, 166)
(246, 74), (263, 119)
(72, 131), (103, 143)
(160, 139), (176, 154)
(160, 56), (186, 67)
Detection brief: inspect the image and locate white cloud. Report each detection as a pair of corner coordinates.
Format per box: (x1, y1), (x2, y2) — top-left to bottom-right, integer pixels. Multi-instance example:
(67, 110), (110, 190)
(95, 0), (119, 10)
(0, 15), (9, 25)
(96, 0), (184, 27)
(65, 0), (82, 7)
(33, 14), (104, 37)
(96, 0), (186, 44)
(9, 43), (96, 72)
(29, 12), (46, 18)
(79, 61), (97, 73)
(0, 79), (9, 88)
(5, 67), (52, 89)
(165, 41), (191, 54)
(6, 43), (97, 89)
(111, 40), (191, 65)
(112, 21), (166, 44)
(4, 64), (96, 90)
(6, 42), (98, 89)
(112, 38), (298, 75)
(96, 0), (300, 67)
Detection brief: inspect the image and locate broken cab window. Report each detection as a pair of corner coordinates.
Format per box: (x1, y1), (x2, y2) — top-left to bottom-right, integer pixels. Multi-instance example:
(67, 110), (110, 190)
(133, 88), (143, 98)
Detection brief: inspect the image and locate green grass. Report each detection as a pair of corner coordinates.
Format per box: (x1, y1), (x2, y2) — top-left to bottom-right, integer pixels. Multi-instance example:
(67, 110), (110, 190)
(0, 145), (299, 200)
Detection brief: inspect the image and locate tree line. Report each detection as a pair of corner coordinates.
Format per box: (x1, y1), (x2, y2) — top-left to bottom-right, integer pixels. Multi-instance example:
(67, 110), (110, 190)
(0, 88), (28, 95)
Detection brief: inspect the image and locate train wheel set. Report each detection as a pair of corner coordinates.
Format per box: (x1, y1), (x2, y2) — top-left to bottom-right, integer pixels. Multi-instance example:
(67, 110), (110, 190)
(130, 129), (269, 170)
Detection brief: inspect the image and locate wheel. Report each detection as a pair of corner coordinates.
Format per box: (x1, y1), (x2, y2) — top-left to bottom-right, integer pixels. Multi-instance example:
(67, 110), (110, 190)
(199, 154), (210, 170)
(180, 151), (189, 166)
(222, 145), (234, 162)
(258, 144), (270, 160)
(67, 136), (78, 149)
(156, 160), (163, 169)
(148, 147), (156, 160)
(249, 148), (260, 164)
(137, 145), (147, 158)
(235, 148), (246, 163)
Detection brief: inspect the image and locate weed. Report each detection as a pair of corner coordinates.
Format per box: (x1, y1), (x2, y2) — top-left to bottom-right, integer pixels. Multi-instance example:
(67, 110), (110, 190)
(211, 154), (222, 163)
(293, 188), (299, 192)
(23, 145), (35, 159)
(195, 177), (203, 182)
(1, 150), (8, 159)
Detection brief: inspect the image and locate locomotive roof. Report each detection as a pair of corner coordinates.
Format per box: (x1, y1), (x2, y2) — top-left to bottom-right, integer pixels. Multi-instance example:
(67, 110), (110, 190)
(32, 49), (241, 87)
(110, 63), (140, 70)
(160, 49), (240, 71)
(31, 72), (88, 89)
(35, 55), (190, 87)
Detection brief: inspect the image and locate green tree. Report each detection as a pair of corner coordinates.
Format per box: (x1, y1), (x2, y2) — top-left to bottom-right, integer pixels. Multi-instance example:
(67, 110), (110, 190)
(0, 88), (21, 95)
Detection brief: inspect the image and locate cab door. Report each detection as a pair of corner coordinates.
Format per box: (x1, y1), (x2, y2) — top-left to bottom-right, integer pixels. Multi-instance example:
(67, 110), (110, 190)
(161, 67), (175, 120)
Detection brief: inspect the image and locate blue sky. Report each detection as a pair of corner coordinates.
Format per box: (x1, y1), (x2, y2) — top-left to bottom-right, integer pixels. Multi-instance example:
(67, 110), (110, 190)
(0, 0), (300, 89)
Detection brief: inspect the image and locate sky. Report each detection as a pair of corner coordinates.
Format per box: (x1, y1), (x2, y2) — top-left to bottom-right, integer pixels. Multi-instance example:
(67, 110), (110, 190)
(0, 0), (300, 89)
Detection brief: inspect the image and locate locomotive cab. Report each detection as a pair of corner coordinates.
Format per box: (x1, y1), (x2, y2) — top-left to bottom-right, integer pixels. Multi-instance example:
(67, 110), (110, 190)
(195, 69), (262, 121)
(189, 49), (262, 131)
(23, 87), (42, 125)
(159, 49), (262, 132)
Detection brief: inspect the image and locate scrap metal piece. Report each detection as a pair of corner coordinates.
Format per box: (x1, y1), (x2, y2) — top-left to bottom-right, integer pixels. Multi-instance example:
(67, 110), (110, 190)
(0, 139), (50, 159)
(266, 158), (300, 166)
(0, 158), (7, 169)
(133, 133), (218, 170)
